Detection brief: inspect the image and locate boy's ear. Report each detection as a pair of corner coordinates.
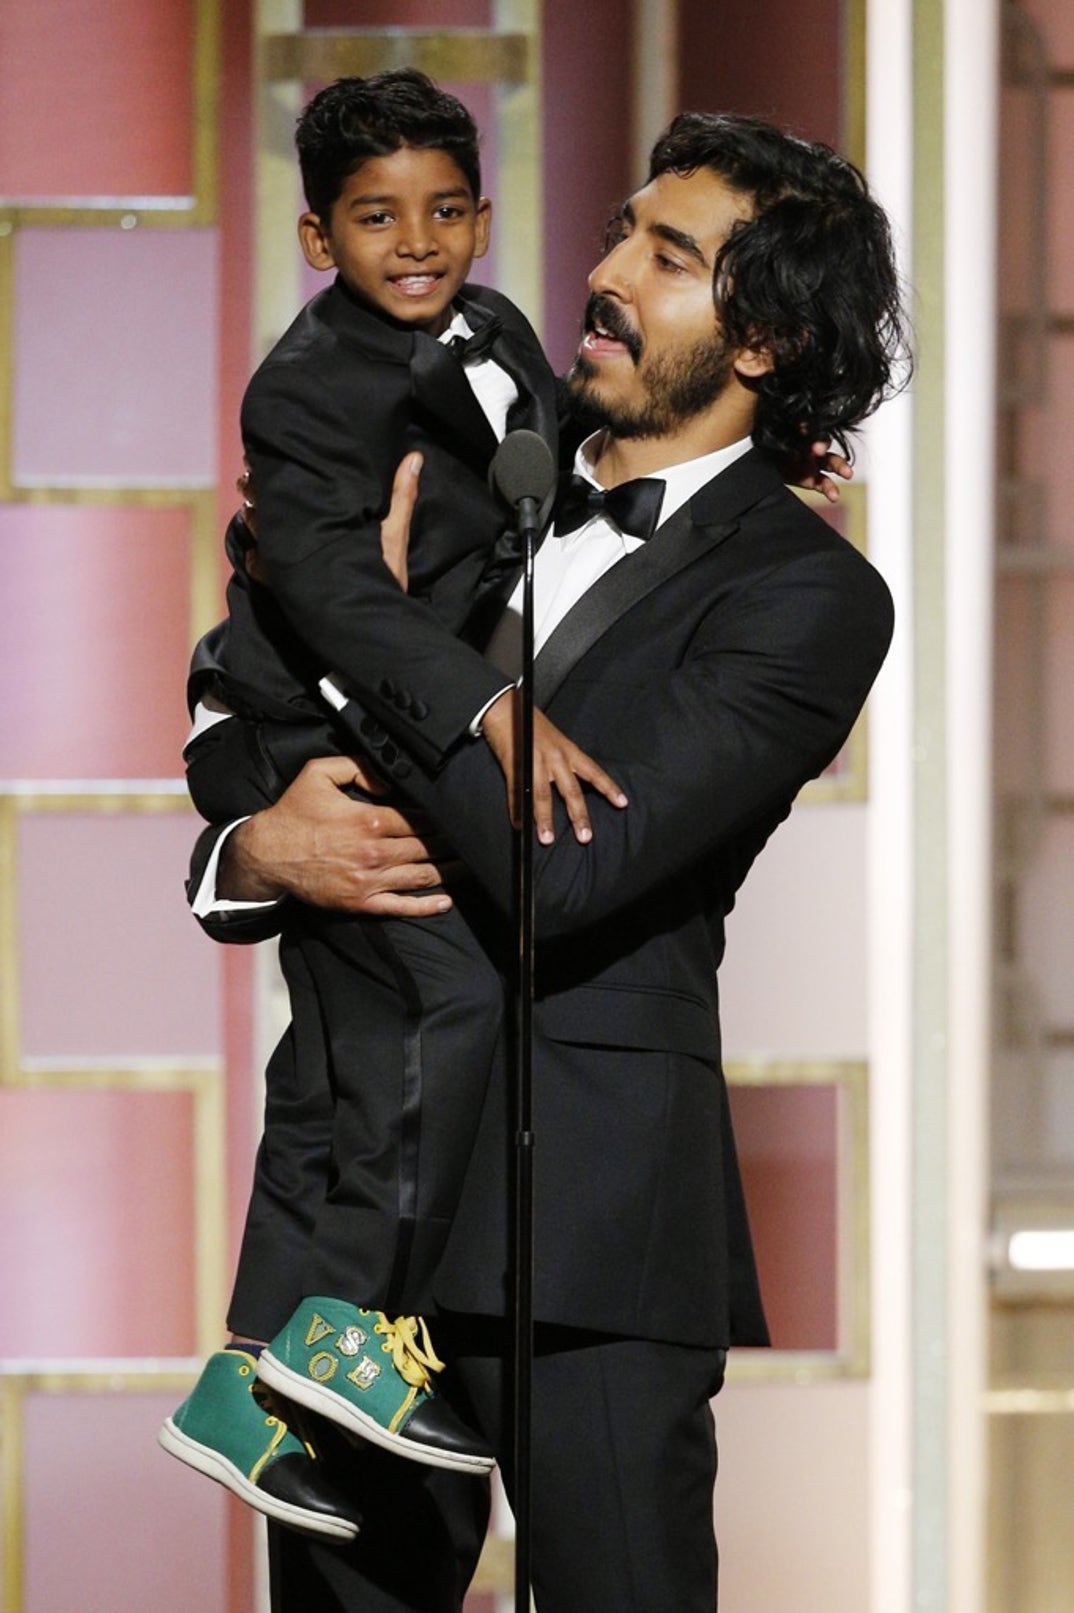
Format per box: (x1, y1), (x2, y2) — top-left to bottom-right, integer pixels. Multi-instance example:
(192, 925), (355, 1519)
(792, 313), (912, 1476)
(298, 212), (336, 272)
(471, 196), (493, 261)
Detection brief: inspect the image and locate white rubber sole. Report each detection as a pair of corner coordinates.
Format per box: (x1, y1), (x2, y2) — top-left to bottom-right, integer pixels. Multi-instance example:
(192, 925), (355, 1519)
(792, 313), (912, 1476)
(257, 1351), (495, 1475)
(158, 1418), (359, 1541)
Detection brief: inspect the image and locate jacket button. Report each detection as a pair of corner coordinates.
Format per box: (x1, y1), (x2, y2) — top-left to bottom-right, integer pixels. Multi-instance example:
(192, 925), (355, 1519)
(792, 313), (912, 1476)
(411, 699), (429, 721)
(381, 741), (398, 766)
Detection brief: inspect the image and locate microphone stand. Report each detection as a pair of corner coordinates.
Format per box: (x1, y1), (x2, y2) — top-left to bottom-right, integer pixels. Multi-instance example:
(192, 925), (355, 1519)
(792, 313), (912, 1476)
(513, 487), (539, 1613)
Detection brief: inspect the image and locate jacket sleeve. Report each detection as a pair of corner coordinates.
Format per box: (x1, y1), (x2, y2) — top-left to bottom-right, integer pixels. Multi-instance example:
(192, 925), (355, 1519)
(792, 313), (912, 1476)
(242, 362), (507, 772)
(387, 544), (894, 939)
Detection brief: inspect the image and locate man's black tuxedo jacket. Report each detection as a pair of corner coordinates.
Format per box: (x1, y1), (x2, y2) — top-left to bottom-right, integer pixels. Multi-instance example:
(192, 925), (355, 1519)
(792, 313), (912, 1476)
(189, 448), (893, 1351)
(189, 275), (559, 776)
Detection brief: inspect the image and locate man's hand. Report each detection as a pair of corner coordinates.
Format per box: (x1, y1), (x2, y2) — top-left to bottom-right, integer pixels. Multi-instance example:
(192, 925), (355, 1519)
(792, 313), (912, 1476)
(380, 451), (423, 591)
(482, 690), (628, 845)
(219, 755), (454, 915)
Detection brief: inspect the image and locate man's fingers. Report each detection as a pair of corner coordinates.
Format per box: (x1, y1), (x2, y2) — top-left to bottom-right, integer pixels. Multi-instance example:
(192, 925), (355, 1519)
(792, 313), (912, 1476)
(532, 773), (556, 845)
(361, 889), (454, 917)
(570, 754), (628, 810)
(380, 451), (423, 589)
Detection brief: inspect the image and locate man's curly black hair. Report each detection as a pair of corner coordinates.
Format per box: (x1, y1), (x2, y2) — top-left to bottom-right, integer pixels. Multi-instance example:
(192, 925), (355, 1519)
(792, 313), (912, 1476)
(296, 70), (482, 222)
(648, 112), (912, 459)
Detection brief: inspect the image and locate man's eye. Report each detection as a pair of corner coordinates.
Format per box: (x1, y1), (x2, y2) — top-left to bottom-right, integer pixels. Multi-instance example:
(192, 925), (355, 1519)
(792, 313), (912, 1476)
(655, 253), (686, 273)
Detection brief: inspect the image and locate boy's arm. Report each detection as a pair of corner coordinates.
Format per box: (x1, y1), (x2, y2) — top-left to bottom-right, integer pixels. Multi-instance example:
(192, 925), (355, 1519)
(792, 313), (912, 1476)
(242, 362), (508, 774)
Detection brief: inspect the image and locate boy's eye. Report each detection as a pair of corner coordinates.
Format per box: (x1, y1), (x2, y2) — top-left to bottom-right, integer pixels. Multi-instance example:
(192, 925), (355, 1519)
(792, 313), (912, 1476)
(359, 210), (394, 227)
(433, 204), (466, 221)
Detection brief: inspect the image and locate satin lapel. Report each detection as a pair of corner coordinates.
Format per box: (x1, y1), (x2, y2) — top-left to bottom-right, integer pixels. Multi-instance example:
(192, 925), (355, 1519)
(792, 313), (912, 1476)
(409, 330), (499, 471)
(533, 502), (738, 707)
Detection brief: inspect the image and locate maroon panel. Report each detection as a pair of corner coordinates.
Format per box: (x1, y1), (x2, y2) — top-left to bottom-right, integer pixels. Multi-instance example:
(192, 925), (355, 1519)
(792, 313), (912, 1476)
(678, 0), (845, 150)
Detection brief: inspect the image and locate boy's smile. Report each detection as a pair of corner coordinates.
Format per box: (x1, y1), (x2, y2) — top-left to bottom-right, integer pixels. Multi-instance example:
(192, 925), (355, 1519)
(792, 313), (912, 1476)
(299, 145), (491, 336)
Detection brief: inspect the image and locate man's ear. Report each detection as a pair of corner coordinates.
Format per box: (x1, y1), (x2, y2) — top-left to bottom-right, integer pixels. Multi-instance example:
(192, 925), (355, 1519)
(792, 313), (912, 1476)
(298, 212), (336, 272)
(733, 342), (775, 381)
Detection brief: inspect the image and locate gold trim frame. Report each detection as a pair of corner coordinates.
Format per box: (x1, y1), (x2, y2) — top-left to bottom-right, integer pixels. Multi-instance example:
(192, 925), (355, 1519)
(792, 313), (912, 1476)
(0, 0), (220, 230)
(726, 1058), (870, 1381)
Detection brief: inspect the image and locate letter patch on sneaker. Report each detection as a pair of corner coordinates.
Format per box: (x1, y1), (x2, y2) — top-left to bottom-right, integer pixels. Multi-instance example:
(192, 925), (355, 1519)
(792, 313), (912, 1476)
(336, 1325), (368, 1358)
(308, 1350), (338, 1382)
(346, 1357), (381, 1392)
(304, 1313), (335, 1348)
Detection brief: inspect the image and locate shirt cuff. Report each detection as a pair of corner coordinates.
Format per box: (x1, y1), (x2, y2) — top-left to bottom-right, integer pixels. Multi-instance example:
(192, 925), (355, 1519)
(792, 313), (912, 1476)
(189, 818), (283, 917)
(469, 683), (516, 738)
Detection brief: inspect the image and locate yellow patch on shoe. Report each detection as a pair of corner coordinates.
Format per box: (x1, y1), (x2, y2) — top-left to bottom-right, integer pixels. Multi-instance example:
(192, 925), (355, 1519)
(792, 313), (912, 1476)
(304, 1313), (335, 1348)
(308, 1351), (338, 1383)
(336, 1325), (368, 1358)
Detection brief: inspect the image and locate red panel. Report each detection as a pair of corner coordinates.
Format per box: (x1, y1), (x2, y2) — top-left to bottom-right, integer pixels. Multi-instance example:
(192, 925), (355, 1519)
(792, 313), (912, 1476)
(0, 505), (192, 781)
(0, 1089), (197, 1358)
(307, 1), (490, 22)
(17, 812), (222, 1063)
(0, 0), (193, 200)
(730, 1085), (840, 1350)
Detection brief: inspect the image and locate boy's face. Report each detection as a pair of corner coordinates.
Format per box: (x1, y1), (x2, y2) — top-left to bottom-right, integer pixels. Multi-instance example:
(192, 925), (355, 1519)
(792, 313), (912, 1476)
(299, 145), (491, 336)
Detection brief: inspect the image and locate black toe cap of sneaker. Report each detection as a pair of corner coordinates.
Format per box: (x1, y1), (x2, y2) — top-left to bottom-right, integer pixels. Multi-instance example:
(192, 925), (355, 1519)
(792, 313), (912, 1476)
(401, 1399), (494, 1463)
(259, 1451), (363, 1529)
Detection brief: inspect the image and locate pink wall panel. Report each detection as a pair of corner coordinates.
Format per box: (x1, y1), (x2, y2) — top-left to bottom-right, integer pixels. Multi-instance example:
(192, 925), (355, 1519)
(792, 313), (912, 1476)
(24, 1391), (227, 1613)
(1045, 578), (1074, 790)
(13, 229), (218, 487)
(1013, 336), (1074, 549)
(719, 807), (868, 1059)
(1049, 96), (1074, 312)
(0, 504), (192, 780)
(0, 2), (193, 200)
(730, 1085), (839, 1350)
(0, 1089), (196, 1358)
(16, 812), (222, 1062)
(1021, 0), (1074, 67)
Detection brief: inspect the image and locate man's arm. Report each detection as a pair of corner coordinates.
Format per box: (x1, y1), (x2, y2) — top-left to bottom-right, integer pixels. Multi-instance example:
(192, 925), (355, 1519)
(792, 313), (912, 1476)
(389, 543), (894, 938)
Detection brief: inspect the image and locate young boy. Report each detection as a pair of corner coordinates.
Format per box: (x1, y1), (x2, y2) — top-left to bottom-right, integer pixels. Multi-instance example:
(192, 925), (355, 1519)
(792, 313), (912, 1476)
(159, 71), (624, 1540)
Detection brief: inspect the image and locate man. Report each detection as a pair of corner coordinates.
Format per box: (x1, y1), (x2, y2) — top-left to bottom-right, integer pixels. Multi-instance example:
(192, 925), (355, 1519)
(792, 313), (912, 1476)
(191, 112), (906, 1609)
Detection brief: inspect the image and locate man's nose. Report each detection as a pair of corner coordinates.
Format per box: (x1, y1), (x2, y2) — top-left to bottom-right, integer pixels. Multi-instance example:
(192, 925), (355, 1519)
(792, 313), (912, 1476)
(588, 241), (631, 298)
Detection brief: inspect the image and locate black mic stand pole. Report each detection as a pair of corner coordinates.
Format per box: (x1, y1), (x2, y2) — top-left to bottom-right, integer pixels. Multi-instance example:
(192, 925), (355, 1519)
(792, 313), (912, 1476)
(513, 485), (538, 1613)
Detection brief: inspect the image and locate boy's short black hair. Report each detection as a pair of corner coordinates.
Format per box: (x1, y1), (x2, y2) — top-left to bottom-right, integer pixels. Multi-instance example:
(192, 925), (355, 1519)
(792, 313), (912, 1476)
(648, 112), (911, 459)
(296, 70), (482, 221)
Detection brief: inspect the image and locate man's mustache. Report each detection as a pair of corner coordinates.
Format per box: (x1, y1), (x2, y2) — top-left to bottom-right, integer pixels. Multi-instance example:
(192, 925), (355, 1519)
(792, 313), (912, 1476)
(582, 294), (642, 363)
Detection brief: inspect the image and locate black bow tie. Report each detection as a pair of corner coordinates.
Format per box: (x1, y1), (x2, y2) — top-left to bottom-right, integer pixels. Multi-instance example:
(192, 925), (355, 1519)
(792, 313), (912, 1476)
(555, 473), (666, 542)
(447, 315), (502, 363)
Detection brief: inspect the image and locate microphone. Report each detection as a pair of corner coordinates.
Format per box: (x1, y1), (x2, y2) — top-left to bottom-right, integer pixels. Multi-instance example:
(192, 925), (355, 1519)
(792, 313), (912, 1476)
(489, 429), (557, 538)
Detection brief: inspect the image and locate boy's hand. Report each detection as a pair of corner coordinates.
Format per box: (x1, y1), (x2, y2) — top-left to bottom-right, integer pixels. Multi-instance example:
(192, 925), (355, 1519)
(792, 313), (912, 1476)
(379, 451), (423, 591)
(789, 438), (854, 504)
(220, 755), (454, 915)
(481, 690), (628, 845)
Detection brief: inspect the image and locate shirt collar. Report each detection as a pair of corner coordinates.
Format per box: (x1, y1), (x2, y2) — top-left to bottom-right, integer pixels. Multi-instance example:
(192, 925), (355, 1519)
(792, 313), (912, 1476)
(574, 431), (754, 530)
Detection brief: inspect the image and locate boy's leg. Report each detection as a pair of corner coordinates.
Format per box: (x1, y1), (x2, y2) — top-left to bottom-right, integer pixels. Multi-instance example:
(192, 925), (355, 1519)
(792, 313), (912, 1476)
(257, 902), (505, 1473)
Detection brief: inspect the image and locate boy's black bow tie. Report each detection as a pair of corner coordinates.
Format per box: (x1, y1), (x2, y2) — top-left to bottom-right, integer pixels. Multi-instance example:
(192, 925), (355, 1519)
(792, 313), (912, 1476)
(555, 473), (666, 542)
(447, 316), (502, 362)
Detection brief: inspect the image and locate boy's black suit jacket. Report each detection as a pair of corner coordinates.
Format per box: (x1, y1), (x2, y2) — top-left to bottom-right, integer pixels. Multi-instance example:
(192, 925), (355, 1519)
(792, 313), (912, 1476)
(189, 275), (559, 774)
(188, 447), (893, 1350)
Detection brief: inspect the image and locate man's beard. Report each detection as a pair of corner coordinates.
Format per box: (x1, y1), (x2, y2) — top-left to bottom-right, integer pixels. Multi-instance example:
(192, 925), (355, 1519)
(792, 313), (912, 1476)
(567, 306), (736, 441)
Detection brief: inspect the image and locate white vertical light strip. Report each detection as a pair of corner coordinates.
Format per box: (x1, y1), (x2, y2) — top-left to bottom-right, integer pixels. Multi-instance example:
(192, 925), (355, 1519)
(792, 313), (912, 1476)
(944, 1), (998, 1608)
(631, 0), (678, 184)
(865, 0), (916, 1607)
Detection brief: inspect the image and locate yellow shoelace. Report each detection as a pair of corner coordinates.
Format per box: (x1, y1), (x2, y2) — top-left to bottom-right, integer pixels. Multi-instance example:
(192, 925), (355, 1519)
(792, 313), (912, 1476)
(374, 1314), (445, 1393)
